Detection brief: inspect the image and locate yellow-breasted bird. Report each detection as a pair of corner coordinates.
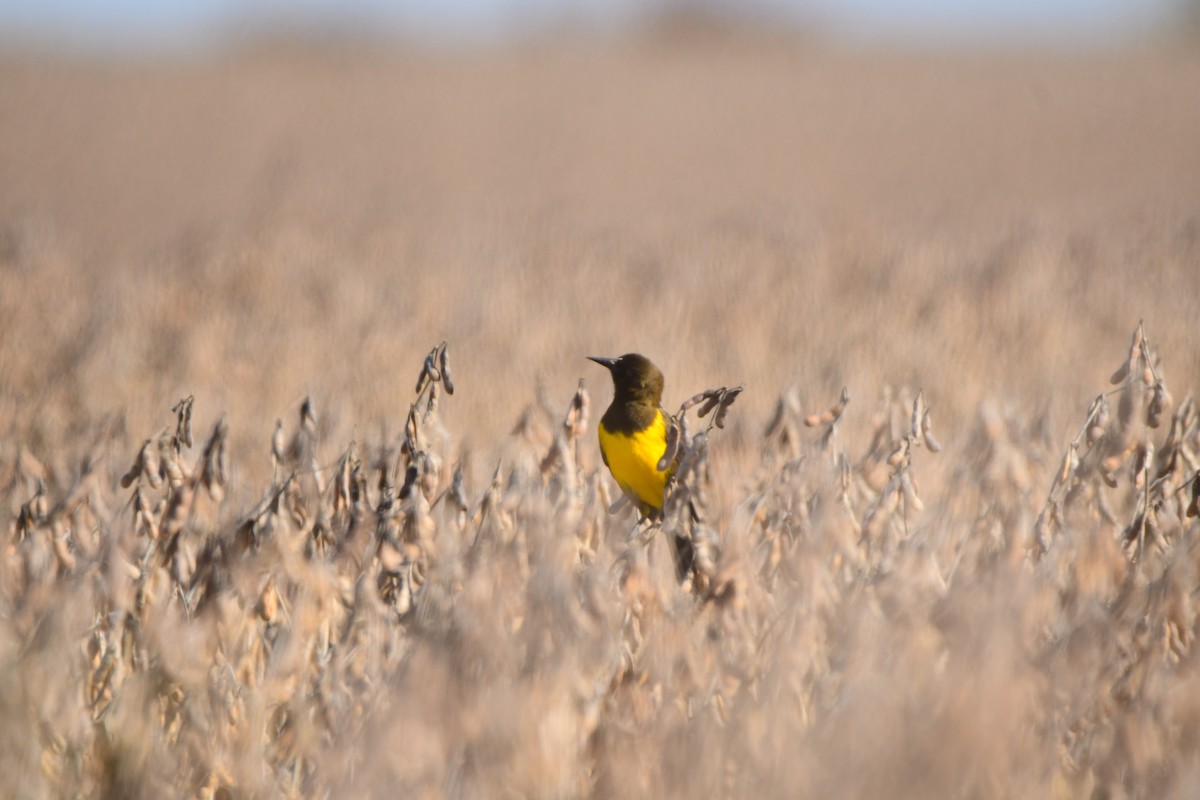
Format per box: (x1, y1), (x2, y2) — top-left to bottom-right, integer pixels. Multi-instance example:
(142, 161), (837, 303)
(588, 353), (680, 520)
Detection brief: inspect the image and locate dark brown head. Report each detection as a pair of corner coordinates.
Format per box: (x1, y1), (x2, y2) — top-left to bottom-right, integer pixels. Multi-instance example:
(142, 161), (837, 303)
(588, 353), (665, 406)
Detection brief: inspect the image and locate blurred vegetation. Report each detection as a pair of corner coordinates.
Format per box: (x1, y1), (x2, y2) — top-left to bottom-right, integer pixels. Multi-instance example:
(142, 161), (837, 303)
(2, 34), (1200, 797)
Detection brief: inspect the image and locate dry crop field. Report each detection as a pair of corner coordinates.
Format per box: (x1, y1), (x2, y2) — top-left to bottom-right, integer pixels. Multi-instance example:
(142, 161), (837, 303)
(2, 26), (1200, 798)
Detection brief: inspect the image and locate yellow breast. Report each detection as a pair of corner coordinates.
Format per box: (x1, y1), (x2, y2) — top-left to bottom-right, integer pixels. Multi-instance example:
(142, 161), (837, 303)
(598, 411), (673, 513)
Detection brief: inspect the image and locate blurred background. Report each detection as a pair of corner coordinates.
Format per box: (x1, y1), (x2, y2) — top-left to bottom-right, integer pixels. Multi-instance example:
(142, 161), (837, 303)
(1, 0), (1198, 490)
(3, 7), (1200, 798)
(2, 0), (1197, 51)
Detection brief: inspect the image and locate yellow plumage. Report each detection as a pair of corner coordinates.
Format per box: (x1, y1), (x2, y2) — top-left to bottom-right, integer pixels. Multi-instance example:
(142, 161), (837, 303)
(597, 408), (673, 514)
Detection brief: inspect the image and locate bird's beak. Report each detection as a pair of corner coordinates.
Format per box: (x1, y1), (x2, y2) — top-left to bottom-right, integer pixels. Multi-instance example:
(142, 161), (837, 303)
(587, 356), (617, 370)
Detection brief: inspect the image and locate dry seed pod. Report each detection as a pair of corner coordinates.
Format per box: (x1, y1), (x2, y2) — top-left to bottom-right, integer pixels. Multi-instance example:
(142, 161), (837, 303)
(117, 447), (141, 490)
(301, 396), (317, 434)
(833, 387), (850, 417)
(864, 482), (901, 533)
(1077, 393), (1103, 450)
(403, 490), (435, 548)
(141, 443), (163, 489)
(714, 387), (742, 430)
(1128, 322), (1144, 364)
(418, 451), (440, 501)
(180, 398), (195, 448)
(424, 350), (441, 383)
(1058, 450), (1074, 484)
(258, 577), (279, 623)
(1034, 505), (1056, 554)
(1117, 383), (1136, 427)
(1134, 443), (1154, 492)
(657, 419), (680, 472)
(200, 419), (228, 500)
(538, 425), (563, 474)
(804, 387), (848, 428)
(679, 389), (710, 414)
(565, 380), (589, 438)
(161, 447), (186, 489)
(214, 437), (227, 485)
(1109, 360), (1130, 385)
(1101, 453), (1125, 474)
(334, 444), (356, 514)
(398, 463), (420, 502)
(15, 504), (35, 539)
(271, 420), (285, 464)
(376, 451), (394, 494)
(1100, 466), (1119, 489)
(439, 343), (454, 395)
(132, 485), (149, 519)
(423, 381), (439, 422)
(470, 460), (504, 525)
(162, 483), (194, 540)
(911, 391), (925, 441)
(172, 395), (194, 450)
(120, 440), (152, 489)
(400, 407), (421, 462)
(900, 470), (924, 511)
(133, 488), (160, 539)
(1096, 394), (1111, 428)
(449, 464), (469, 512)
(764, 396), (788, 439)
(1187, 473), (1200, 519)
(714, 402), (731, 429)
(1148, 383), (1170, 429)
(414, 344), (442, 395)
(921, 409), (942, 453)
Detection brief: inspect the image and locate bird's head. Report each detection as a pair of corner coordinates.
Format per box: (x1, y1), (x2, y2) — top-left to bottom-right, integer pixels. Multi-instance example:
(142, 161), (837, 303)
(588, 353), (665, 405)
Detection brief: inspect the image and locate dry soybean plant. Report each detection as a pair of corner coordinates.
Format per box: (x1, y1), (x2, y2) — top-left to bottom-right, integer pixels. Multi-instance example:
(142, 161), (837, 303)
(3, 329), (1200, 799)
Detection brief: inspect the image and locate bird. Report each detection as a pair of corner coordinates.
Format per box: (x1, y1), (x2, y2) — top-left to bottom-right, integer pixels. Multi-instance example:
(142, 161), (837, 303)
(588, 353), (679, 520)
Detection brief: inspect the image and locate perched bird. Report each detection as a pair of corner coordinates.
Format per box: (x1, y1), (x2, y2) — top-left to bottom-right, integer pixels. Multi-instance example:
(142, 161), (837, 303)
(588, 353), (679, 520)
